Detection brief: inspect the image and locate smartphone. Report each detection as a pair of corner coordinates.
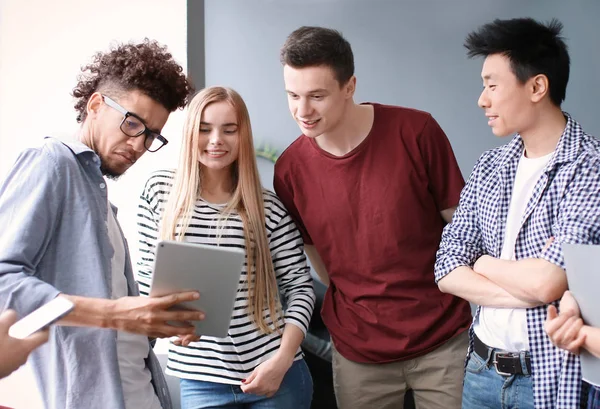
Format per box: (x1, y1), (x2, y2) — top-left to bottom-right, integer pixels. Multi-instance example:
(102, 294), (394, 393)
(8, 297), (74, 339)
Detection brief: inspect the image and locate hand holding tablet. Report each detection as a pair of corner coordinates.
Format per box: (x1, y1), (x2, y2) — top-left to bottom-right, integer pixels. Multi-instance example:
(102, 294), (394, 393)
(150, 240), (245, 338)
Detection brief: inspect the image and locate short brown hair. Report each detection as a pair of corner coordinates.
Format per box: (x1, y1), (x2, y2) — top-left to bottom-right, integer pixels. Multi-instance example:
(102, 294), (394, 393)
(72, 39), (194, 122)
(280, 26), (354, 86)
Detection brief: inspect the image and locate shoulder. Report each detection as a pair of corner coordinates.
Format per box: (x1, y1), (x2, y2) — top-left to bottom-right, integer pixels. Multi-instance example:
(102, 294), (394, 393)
(14, 138), (83, 178)
(569, 134), (600, 187)
(373, 103), (433, 125)
(370, 103), (444, 145)
(374, 103), (433, 128)
(262, 189), (289, 219)
(274, 135), (312, 176)
(577, 132), (600, 165)
(141, 169), (176, 200)
(459, 141), (516, 186)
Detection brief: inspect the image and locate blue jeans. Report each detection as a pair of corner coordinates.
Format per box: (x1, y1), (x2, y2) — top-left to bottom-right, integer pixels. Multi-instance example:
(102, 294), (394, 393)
(180, 359), (313, 409)
(462, 349), (534, 409)
(589, 384), (600, 409)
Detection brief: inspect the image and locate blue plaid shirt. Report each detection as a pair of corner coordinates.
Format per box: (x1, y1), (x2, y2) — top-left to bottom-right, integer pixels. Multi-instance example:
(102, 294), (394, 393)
(435, 114), (600, 408)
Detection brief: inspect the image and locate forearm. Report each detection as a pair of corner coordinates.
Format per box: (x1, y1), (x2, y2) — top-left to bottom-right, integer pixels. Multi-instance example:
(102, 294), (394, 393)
(275, 323), (305, 363)
(57, 294), (114, 329)
(438, 266), (539, 308)
(582, 326), (600, 358)
(476, 256), (567, 304)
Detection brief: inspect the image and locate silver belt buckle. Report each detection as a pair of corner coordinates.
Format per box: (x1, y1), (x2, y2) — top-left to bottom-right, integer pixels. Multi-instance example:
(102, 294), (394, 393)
(492, 352), (518, 376)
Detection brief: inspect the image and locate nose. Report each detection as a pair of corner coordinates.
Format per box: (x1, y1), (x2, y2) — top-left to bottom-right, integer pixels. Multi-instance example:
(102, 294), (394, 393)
(297, 98), (313, 118)
(208, 130), (223, 145)
(130, 134), (146, 153)
(478, 89), (490, 109)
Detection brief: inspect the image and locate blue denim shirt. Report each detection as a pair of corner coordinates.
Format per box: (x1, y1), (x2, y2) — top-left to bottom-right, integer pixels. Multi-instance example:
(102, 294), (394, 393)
(0, 137), (171, 409)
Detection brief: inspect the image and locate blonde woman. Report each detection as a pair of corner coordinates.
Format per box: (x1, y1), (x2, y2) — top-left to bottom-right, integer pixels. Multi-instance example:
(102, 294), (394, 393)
(136, 86), (315, 409)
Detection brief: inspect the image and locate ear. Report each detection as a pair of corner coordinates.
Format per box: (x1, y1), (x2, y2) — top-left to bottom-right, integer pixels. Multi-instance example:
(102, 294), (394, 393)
(86, 92), (104, 120)
(530, 74), (549, 103)
(344, 75), (357, 99)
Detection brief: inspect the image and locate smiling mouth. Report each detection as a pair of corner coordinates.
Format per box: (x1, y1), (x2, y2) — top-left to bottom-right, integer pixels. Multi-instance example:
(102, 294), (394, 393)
(300, 119), (320, 127)
(486, 115), (498, 125)
(206, 150), (227, 157)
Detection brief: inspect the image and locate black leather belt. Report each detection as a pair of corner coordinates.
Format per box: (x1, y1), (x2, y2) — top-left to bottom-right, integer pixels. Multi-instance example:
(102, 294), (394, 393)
(473, 334), (532, 376)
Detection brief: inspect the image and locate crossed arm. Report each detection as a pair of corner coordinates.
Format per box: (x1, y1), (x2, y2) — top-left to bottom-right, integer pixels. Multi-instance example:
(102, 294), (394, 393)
(466, 249), (567, 305)
(438, 265), (542, 308)
(438, 233), (567, 308)
(435, 203), (549, 308)
(437, 159), (600, 309)
(434, 158), (572, 308)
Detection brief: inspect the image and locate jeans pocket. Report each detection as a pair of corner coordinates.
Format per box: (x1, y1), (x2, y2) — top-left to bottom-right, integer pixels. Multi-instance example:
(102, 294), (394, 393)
(465, 351), (488, 374)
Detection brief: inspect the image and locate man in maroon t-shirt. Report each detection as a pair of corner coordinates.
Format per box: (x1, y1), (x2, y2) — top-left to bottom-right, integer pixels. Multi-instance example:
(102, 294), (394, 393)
(273, 26), (472, 409)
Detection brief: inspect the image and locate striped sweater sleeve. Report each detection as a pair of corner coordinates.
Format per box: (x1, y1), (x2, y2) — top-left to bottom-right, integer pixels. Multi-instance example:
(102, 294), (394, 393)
(266, 193), (316, 335)
(135, 171), (172, 296)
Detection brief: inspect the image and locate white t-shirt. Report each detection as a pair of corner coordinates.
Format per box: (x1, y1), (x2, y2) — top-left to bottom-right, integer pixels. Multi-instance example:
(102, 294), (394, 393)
(474, 151), (554, 351)
(106, 201), (162, 409)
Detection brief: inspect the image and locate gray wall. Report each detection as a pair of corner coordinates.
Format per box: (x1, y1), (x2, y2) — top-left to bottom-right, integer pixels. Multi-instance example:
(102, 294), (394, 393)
(193, 0), (600, 180)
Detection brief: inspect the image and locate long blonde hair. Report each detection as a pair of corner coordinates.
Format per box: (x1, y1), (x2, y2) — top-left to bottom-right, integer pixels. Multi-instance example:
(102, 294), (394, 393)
(160, 86), (281, 334)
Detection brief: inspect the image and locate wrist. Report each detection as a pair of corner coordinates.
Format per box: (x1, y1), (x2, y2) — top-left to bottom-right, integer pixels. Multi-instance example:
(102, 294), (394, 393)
(581, 325), (591, 338)
(274, 349), (295, 368)
(100, 298), (117, 329)
(58, 295), (113, 329)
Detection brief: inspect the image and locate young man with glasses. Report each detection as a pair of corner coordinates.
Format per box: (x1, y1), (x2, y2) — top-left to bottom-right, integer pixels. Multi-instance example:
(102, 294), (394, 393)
(0, 40), (197, 409)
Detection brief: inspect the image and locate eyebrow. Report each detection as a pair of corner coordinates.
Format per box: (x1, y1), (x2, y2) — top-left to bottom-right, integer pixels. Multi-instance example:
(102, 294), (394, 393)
(200, 121), (238, 127)
(482, 74), (494, 80)
(286, 89), (329, 94)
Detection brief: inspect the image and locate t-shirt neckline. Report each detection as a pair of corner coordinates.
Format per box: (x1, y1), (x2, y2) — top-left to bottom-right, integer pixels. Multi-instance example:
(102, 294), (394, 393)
(307, 102), (379, 160)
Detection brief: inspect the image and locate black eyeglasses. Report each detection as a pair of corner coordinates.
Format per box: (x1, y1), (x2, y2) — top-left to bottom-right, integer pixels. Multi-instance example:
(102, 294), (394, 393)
(102, 95), (168, 152)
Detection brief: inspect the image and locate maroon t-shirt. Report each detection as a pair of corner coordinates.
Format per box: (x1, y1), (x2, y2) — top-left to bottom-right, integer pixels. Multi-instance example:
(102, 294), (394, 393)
(274, 103), (472, 363)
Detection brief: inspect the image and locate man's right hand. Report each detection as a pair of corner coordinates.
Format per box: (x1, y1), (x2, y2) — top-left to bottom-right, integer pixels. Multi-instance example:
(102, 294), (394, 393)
(108, 291), (205, 338)
(0, 310), (49, 379)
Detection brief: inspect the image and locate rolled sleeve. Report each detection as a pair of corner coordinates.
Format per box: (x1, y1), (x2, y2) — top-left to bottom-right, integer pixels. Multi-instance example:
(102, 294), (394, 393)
(0, 148), (63, 315)
(540, 162), (600, 268)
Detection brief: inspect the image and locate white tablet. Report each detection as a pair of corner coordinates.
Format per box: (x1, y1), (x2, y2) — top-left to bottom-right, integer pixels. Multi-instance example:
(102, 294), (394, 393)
(149, 240), (245, 338)
(563, 243), (600, 385)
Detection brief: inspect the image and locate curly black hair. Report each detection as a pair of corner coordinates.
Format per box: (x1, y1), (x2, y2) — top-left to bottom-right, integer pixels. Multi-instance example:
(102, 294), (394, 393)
(72, 39), (194, 122)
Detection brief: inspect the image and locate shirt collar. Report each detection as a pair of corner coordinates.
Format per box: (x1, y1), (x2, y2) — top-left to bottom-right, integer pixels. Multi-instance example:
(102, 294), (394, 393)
(44, 136), (101, 163)
(498, 112), (582, 171)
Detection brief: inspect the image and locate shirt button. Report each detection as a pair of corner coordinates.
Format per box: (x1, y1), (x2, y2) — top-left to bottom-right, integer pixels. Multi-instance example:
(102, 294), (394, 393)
(99, 183), (106, 189)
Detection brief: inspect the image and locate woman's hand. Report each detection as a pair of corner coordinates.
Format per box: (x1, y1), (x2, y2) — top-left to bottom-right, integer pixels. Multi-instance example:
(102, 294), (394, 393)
(172, 333), (202, 346)
(240, 353), (294, 397)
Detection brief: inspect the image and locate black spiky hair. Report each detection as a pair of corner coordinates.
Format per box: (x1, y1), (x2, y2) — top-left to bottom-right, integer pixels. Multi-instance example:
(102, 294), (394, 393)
(465, 18), (570, 106)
